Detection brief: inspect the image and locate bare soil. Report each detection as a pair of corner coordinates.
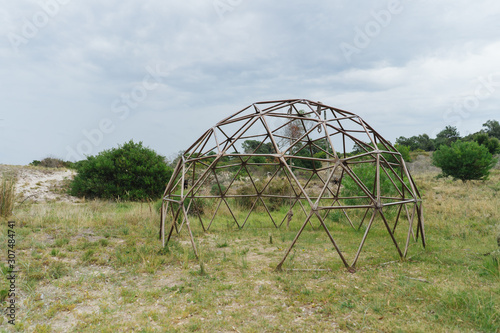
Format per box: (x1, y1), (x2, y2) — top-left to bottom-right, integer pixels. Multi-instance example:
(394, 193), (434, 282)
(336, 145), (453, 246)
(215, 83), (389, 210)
(0, 165), (78, 203)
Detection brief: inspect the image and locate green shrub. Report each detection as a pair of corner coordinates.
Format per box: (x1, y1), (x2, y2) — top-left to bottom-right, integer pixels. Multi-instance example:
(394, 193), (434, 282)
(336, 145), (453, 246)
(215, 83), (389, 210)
(341, 162), (407, 205)
(70, 140), (173, 201)
(392, 144), (412, 163)
(432, 140), (497, 182)
(249, 156), (267, 164)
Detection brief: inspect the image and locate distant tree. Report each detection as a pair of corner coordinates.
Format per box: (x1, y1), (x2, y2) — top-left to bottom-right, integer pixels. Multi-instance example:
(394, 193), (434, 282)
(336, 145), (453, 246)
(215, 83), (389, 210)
(396, 136), (419, 151)
(483, 120), (500, 140)
(435, 126), (460, 148)
(290, 144), (322, 170)
(278, 109), (312, 150)
(310, 138), (330, 155)
(415, 134), (435, 151)
(473, 133), (500, 154)
(463, 131), (500, 155)
(70, 140), (172, 200)
(432, 140), (497, 182)
(241, 140), (275, 155)
(487, 137), (500, 154)
(474, 132), (489, 146)
(396, 134), (434, 151)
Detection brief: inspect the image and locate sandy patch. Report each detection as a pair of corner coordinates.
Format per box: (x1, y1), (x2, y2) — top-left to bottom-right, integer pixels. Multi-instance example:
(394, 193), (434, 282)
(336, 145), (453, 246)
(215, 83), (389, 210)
(0, 165), (79, 203)
(16, 167), (78, 203)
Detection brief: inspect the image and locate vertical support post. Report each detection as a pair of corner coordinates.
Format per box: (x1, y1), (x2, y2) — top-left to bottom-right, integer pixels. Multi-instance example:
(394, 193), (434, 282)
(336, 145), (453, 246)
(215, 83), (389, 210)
(182, 203), (199, 259)
(351, 209), (377, 267)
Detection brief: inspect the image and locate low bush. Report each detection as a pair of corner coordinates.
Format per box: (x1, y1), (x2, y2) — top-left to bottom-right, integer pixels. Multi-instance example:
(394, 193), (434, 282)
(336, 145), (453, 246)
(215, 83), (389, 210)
(70, 140), (173, 201)
(30, 157), (74, 168)
(210, 184), (226, 196)
(235, 179), (291, 211)
(188, 197), (205, 216)
(235, 183), (254, 210)
(432, 140), (497, 182)
(265, 180), (292, 211)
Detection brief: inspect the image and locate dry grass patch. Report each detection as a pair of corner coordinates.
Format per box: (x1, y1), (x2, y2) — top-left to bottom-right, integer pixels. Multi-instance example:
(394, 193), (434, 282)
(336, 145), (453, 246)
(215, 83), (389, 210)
(0, 170), (498, 331)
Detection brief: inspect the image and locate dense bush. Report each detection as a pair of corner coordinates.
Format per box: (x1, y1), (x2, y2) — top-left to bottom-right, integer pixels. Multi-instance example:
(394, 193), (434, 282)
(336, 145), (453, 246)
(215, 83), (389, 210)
(242, 140), (275, 154)
(70, 140), (172, 200)
(396, 120), (500, 153)
(432, 140), (497, 182)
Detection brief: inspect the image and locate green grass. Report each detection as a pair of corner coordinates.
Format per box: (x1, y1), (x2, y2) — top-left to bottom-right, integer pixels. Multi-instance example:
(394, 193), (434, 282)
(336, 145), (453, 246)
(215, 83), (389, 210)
(0, 170), (499, 331)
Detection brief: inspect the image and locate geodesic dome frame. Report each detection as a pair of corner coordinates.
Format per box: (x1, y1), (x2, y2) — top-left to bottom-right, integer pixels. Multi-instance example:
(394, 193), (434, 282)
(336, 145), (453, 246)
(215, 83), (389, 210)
(160, 99), (425, 271)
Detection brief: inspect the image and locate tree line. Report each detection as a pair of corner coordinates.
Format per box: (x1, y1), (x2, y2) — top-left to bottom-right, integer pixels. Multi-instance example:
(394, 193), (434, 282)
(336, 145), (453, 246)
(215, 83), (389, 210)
(396, 119), (500, 154)
(397, 119), (499, 182)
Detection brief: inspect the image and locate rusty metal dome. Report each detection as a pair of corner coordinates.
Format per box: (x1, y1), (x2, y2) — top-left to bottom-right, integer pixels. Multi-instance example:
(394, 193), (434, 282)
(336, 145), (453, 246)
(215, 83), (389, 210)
(160, 99), (425, 271)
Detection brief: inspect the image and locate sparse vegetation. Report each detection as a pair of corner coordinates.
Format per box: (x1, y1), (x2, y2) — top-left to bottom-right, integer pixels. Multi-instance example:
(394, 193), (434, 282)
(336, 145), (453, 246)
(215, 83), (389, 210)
(1, 162), (499, 331)
(30, 157), (75, 169)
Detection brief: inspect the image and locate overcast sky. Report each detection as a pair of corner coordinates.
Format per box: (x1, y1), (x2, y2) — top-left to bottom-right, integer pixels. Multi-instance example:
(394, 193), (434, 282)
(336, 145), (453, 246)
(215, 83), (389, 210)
(1, 0), (499, 165)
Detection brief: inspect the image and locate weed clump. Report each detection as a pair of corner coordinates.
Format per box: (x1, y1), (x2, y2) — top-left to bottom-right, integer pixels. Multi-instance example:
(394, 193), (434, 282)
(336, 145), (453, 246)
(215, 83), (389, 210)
(0, 175), (16, 218)
(235, 179), (291, 211)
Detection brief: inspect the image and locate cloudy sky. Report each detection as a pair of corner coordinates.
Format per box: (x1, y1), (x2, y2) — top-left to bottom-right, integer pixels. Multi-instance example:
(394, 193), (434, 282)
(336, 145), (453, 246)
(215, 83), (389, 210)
(1, 0), (499, 165)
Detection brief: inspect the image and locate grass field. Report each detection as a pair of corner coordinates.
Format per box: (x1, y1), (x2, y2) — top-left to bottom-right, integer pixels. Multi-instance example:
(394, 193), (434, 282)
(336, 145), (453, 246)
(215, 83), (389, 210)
(0, 169), (499, 332)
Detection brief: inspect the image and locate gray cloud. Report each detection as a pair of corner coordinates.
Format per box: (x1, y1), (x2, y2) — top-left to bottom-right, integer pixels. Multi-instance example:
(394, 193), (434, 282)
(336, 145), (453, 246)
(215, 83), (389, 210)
(1, 0), (500, 164)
